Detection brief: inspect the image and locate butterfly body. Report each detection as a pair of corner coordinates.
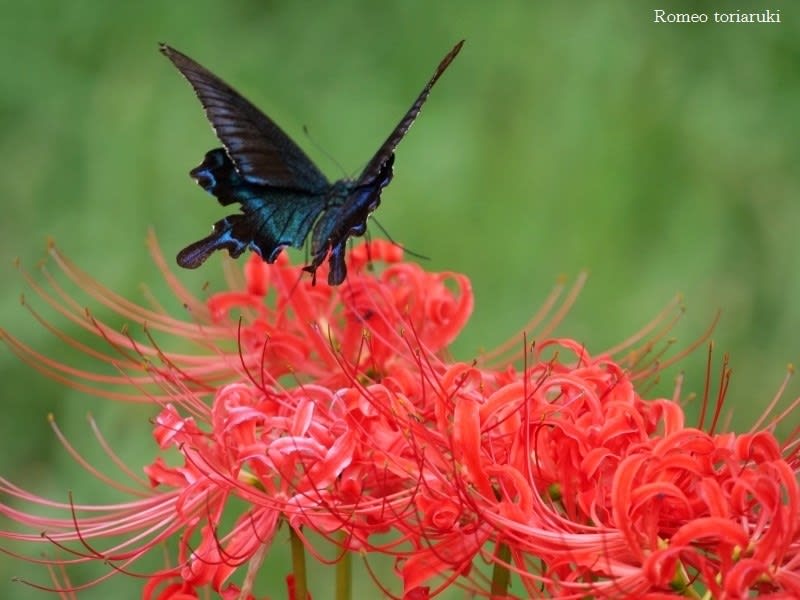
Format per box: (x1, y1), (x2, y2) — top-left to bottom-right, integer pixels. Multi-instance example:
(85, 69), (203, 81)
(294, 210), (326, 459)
(305, 154), (396, 282)
(161, 41), (463, 284)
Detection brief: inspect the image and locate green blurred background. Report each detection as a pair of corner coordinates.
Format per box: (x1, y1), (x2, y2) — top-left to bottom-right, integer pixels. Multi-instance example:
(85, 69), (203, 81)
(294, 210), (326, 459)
(1, 1), (798, 597)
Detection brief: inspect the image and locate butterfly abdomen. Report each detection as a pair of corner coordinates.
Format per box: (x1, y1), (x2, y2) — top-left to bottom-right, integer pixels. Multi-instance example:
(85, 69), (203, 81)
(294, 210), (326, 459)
(304, 154), (396, 285)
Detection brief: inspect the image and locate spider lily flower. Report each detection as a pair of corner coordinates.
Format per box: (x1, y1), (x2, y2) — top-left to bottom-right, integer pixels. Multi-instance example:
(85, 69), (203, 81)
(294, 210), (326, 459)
(1, 235), (476, 598)
(415, 345), (800, 598)
(4, 234), (796, 599)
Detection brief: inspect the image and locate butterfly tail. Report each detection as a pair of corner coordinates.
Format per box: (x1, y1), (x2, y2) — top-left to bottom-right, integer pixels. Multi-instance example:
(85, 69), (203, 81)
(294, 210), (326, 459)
(177, 215), (251, 268)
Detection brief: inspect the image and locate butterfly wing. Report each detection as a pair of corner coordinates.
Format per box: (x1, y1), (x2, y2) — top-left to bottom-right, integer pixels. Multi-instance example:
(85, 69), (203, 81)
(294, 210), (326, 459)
(161, 44), (332, 269)
(176, 149), (329, 269)
(160, 43), (328, 191)
(307, 41), (464, 284)
(357, 40), (463, 186)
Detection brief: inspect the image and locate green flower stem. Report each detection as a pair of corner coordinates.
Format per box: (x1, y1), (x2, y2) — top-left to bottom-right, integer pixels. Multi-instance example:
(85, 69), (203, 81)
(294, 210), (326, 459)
(335, 532), (352, 600)
(290, 527), (308, 600)
(490, 540), (511, 597)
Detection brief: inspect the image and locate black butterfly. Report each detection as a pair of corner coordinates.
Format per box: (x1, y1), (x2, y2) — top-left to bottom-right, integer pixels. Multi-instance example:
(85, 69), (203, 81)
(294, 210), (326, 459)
(160, 41), (463, 285)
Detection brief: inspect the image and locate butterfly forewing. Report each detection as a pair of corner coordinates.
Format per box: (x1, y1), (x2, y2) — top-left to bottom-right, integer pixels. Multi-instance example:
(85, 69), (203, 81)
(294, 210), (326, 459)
(304, 41), (464, 284)
(357, 40), (463, 186)
(160, 44), (328, 191)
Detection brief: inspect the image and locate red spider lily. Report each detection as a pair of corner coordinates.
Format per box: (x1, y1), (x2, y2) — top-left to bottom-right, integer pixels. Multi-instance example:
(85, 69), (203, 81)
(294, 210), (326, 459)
(1, 236), (480, 597)
(3, 233), (796, 598)
(418, 342), (800, 598)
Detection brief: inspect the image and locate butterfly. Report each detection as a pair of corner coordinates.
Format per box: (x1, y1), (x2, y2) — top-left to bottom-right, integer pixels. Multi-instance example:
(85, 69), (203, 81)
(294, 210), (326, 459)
(160, 41), (463, 285)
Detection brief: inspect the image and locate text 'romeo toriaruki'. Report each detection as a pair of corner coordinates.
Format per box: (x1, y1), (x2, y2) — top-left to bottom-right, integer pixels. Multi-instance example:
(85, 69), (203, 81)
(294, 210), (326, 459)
(653, 10), (781, 24)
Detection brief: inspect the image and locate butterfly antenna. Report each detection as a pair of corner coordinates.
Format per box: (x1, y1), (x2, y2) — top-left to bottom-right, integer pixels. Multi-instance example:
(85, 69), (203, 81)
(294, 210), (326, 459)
(371, 217), (430, 261)
(362, 231), (374, 272)
(287, 269), (306, 297)
(302, 125), (348, 179)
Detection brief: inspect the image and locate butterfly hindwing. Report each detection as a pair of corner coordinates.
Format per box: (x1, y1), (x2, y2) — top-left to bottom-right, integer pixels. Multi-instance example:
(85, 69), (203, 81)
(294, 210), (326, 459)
(177, 148), (329, 268)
